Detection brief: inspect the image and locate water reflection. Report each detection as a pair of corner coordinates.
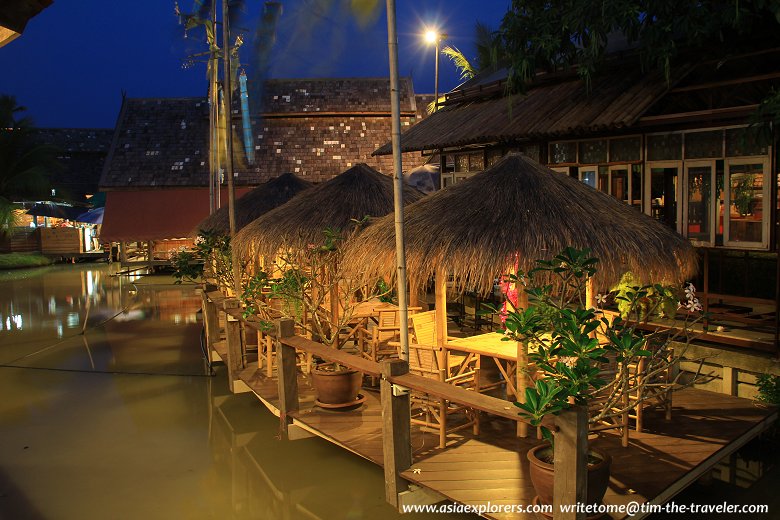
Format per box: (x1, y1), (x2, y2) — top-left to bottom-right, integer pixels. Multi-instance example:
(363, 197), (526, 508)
(0, 264), (466, 520)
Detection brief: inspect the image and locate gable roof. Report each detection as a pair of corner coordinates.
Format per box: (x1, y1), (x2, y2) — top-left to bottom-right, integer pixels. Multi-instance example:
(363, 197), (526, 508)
(100, 77), (423, 189)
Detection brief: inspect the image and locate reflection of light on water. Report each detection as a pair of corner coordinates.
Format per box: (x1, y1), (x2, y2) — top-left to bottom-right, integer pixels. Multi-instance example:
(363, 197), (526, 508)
(57, 323), (63, 338)
(1, 314), (24, 331)
(86, 271), (95, 296)
(49, 296), (56, 314)
(114, 310), (145, 322)
(67, 312), (80, 328)
(174, 314), (181, 324)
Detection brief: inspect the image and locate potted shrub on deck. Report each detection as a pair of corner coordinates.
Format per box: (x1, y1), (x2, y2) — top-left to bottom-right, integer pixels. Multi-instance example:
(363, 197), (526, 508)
(499, 248), (706, 510)
(242, 225), (388, 408)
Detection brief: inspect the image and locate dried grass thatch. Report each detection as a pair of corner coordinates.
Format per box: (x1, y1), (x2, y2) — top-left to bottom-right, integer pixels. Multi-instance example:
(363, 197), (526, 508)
(233, 163), (425, 258)
(344, 153), (698, 294)
(194, 173), (312, 235)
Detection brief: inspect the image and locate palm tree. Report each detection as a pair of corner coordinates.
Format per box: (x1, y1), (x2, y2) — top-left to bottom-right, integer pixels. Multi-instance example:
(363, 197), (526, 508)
(0, 95), (59, 235)
(427, 21), (502, 113)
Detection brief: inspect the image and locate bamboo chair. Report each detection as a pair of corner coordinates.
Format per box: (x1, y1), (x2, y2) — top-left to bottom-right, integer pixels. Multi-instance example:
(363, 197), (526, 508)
(361, 307), (421, 365)
(403, 342), (480, 449)
(627, 342), (675, 432)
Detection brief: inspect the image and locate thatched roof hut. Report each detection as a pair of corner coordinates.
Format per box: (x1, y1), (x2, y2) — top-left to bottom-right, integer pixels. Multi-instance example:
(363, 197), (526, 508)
(194, 173), (312, 235)
(345, 153), (698, 294)
(233, 163), (424, 258)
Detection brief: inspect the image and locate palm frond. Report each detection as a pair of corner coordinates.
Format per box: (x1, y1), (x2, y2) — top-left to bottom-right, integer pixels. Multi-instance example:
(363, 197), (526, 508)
(441, 45), (475, 81)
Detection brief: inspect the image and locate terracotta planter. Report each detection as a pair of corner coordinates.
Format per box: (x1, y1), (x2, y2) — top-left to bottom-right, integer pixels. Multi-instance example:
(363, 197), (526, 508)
(310, 363), (363, 406)
(527, 444), (612, 509)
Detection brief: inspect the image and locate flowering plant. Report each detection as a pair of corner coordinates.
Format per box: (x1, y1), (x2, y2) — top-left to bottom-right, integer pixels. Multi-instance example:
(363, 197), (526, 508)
(497, 247), (706, 449)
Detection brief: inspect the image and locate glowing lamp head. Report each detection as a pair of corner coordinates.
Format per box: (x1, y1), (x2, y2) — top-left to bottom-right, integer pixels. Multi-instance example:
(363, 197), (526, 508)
(424, 29), (438, 44)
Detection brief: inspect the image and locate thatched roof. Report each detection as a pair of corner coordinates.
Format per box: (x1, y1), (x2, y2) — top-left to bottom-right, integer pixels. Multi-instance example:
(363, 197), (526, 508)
(194, 173), (312, 235)
(344, 153), (698, 294)
(234, 163), (425, 257)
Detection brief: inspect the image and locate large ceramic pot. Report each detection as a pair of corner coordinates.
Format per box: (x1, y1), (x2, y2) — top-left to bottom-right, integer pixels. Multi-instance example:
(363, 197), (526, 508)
(310, 363), (363, 407)
(527, 444), (612, 510)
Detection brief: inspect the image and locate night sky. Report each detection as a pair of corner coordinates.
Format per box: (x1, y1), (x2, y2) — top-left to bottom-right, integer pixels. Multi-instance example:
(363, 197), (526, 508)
(0, 0), (509, 129)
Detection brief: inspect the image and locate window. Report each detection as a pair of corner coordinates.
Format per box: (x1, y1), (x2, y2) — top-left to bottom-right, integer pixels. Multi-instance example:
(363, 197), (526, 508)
(684, 130), (723, 159)
(724, 159), (769, 248)
(683, 162), (715, 245)
(578, 139), (607, 164)
(549, 141), (577, 164)
(610, 136), (641, 162)
(647, 133), (682, 161)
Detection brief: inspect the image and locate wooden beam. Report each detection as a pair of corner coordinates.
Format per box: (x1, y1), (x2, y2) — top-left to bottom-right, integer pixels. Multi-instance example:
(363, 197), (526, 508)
(516, 288), (530, 438)
(276, 318), (298, 437)
(201, 285), (221, 360)
(381, 359), (412, 509)
(223, 298), (245, 393)
(553, 406), (588, 520)
(638, 105), (759, 126)
(670, 72), (780, 94)
(260, 110), (417, 118)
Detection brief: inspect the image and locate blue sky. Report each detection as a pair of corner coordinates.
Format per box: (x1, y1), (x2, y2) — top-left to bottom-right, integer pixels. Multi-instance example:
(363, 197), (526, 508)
(0, 0), (509, 128)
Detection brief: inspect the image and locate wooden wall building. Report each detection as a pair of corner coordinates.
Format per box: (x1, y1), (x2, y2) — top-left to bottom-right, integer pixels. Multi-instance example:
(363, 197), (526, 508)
(99, 77), (429, 264)
(374, 47), (780, 361)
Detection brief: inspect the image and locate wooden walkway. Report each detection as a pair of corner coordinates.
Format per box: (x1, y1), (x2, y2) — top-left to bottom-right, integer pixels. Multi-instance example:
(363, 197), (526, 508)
(211, 340), (777, 520)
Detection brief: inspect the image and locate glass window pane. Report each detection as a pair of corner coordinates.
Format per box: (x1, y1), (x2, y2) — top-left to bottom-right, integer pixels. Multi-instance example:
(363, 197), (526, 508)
(520, 143), (540, 163)
(598, 165), (609, 193)
(454, 154), (468, 172)
(610, 137), (641, 162)
(486, 148), (503, 168)
(684, 131), (723, 159)
(725, 128), (768, 157)
(631, 164), (642, 209)
(686, 166), (713, 241)
(650, 167), (677, 229)
(647, 133), (682, 161)
(611, 168), (629, 203)
(728, 163), (765, 243)
(469, 152), (484, 172)
(549, 142), (577, 164)
(580, 169), (597, 188)
(579, 139), (607, 164)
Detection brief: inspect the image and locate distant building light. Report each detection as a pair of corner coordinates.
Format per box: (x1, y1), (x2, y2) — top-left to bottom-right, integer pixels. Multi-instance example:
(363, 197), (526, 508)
(51, 188), (56, 197)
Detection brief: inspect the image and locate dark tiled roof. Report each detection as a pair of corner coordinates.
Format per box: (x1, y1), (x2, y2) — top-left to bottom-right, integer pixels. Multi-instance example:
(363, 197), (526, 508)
(373, 64), (691, 155)
(100, 78), (425, 189)
(258, 77), (416, 114)
(32, 128), (113, 202)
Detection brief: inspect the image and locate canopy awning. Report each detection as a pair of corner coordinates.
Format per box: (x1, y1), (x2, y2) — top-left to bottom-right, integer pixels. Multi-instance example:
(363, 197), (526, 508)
(100, 188), (251, 242)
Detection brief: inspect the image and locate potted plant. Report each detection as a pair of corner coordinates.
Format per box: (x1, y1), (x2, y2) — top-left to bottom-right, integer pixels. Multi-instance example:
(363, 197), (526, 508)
(241, 224), (388, 408)
(499, 247), (705, 510)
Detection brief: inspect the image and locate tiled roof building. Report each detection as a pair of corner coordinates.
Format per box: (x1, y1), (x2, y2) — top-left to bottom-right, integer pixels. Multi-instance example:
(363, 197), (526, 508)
(100, 77), (426, 189)
(32, 128), (113, 203)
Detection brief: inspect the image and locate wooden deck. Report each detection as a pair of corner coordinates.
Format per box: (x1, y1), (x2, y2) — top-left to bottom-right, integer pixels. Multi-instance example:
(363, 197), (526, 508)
(211, 347), (776, 520)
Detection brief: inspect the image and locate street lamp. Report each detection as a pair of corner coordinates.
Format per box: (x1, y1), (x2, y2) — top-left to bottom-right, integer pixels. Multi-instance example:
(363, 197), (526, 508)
(424, 27), (446, 111)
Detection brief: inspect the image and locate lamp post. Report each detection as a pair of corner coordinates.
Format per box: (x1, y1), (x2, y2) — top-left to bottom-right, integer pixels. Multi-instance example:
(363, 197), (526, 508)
(425, 28), (446, 111)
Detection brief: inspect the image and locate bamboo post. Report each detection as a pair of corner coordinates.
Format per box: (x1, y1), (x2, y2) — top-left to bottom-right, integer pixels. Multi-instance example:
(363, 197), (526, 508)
(516, 288), (529, 438)
(147, 240), (154, 273)
(276, 318), (298, 436)
(223, 298), (244, 393)
(381, 359), (412, 508)
(435, 269), (447, 347)
(553, 405), (588, 520)
(119, 241), (127, 265)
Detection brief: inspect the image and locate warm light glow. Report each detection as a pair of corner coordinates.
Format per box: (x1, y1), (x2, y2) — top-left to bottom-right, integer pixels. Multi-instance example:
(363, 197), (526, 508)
(424, 29), (438, 44)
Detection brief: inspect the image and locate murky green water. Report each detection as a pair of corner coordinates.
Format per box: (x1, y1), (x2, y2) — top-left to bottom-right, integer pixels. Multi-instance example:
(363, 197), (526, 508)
(1, 264), (776, 519)
(0, 264), (466, 520)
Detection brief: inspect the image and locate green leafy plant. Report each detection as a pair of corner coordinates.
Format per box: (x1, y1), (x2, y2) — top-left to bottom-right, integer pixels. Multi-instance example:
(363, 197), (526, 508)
(756, 374), (780, 406)
(170, 230), (237, 290)
(500, 247), (706, 449)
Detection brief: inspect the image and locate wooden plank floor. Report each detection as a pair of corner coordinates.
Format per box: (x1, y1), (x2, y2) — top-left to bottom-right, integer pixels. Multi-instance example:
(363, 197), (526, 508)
(220, 352), (776, 520)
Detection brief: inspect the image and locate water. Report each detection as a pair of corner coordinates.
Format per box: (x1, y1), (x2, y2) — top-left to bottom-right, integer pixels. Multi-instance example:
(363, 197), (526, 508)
(1, 264), (776, 519)
(0, 264), (465, 520)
